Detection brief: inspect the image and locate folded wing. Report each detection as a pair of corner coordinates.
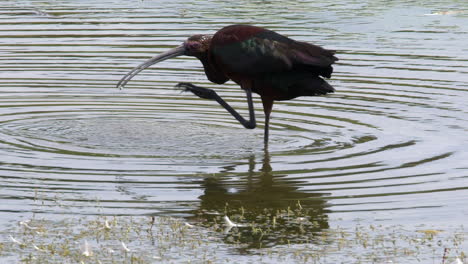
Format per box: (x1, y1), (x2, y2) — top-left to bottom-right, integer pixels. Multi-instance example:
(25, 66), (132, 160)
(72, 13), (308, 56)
(212, 25), (338, 78)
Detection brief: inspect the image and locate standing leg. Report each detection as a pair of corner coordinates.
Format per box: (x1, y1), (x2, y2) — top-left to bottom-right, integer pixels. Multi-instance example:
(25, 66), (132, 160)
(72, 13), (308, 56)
(261, 97), (274, 146)
(175, 82), (256, 129)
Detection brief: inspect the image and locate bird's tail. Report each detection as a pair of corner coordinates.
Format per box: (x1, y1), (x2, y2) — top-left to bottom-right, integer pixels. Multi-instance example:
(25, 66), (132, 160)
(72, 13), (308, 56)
(315, 78), (335, 95)
(296, 76), (334, 97)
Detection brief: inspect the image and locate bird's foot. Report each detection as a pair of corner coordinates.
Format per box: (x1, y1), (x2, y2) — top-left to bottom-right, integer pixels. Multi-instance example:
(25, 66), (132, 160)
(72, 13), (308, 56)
(175, 82), (216, 100)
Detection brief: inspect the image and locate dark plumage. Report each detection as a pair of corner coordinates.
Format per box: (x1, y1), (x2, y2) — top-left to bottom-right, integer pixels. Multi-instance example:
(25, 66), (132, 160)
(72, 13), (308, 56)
(117, 25), (338, 146)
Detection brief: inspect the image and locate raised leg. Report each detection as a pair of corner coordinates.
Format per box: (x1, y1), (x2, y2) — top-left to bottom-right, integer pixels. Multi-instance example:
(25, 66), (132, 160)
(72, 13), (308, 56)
(175, 82), (256, 129)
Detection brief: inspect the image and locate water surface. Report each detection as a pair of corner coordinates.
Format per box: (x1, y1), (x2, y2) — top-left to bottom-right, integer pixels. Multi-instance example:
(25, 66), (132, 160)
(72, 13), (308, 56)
(1, 0), (467, 260)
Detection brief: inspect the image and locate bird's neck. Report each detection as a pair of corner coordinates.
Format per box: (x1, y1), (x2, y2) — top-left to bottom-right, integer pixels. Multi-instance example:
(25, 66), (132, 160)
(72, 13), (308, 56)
(196, 52), (229, 85)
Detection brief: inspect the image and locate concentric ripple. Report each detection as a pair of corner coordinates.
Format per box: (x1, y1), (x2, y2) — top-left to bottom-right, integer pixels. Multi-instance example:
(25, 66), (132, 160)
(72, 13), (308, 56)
(1, 0), (467, 235)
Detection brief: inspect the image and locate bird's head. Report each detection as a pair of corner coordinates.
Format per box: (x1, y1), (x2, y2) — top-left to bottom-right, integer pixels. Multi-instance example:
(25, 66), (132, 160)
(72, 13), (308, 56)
(116, 34), (212, 88)
(184, 34), (212, 56)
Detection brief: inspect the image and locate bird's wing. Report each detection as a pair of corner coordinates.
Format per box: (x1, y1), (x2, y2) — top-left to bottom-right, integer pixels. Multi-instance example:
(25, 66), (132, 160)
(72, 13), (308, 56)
(212, 28), (337, 76)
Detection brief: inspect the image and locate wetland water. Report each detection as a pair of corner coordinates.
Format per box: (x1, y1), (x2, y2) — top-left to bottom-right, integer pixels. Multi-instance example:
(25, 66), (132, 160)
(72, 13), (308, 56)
(0, 0), (467, 262)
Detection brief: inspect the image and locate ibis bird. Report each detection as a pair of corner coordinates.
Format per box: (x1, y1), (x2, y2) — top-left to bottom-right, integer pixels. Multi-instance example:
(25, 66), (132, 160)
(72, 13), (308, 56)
(117, 25), (338, 145)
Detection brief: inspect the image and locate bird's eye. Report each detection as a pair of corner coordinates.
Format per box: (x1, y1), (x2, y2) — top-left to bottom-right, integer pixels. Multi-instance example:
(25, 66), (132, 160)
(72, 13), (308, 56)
(188, 42), (201, 50)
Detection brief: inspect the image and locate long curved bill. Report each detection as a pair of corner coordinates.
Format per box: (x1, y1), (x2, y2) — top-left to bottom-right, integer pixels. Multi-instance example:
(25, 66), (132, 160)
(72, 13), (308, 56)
(116, 45), (185, 89)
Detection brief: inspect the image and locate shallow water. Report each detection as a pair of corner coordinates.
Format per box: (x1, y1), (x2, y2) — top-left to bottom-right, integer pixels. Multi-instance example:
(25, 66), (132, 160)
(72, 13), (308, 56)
(1, 0), (467, 257)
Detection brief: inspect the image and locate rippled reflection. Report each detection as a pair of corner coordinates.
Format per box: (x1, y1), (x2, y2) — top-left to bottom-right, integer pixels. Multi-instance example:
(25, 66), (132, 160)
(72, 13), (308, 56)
(186, 151), (329, 248)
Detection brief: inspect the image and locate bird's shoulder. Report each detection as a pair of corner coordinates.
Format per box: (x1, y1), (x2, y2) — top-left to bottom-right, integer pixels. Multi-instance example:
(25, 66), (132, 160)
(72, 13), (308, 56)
(211, 25), (294, 73)
(212, 25), (293, 55)
(212, 25), (267, 46)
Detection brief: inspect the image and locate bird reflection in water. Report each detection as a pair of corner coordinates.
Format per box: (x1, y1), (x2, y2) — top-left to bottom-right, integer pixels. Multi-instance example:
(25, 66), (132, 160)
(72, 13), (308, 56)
(187, 150), (330, 249)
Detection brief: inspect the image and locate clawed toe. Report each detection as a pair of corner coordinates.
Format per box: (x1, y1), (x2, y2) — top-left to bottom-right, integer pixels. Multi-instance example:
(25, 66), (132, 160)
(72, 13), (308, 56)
(175, 82), (216, 100)
(174, 82), (194, 92)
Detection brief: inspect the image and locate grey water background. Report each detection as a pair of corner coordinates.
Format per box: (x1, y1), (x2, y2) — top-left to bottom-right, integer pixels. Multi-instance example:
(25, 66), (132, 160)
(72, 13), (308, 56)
(0, 0), (467, 252)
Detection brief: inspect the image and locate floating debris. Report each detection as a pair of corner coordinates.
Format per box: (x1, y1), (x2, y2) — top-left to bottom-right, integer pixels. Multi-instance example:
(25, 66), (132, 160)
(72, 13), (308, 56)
(223, 216), (246, 228)
(81, 240), (92, 257)
(417, 229), (443, 236)
(121, 241), (130, 252)
(32, 244), (46, 252)
(9, 235), (24, 246)
(451, 258), (464, 264)
(104, 219), (112, 230)
(424, 10), (467, 16)
(223, 216), (238, 228)
(19, 220), (38, 230)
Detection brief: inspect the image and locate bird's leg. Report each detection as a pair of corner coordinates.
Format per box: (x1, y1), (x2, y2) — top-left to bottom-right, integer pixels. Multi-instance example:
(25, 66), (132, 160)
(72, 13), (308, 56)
(175, 82), (256, 129)
(264, 112), (270, 145)
(261, 97), (274, 146)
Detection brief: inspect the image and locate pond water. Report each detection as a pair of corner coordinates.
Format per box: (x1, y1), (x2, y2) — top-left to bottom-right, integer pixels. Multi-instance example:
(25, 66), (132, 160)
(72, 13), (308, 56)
(0, 0), (467, 262)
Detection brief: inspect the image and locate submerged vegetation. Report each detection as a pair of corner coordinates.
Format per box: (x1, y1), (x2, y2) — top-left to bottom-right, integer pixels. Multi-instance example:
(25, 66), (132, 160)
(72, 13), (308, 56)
(1, 201), (466, 263)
